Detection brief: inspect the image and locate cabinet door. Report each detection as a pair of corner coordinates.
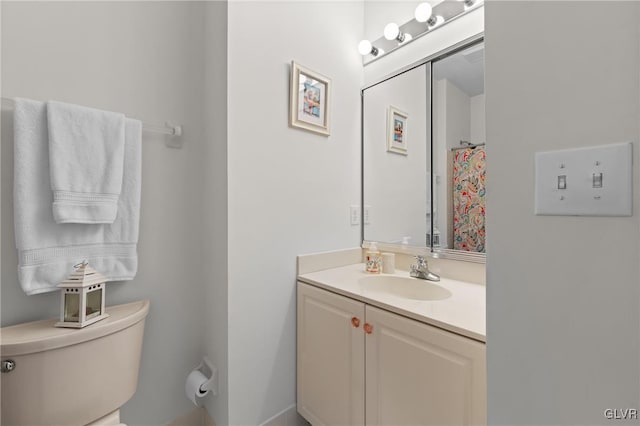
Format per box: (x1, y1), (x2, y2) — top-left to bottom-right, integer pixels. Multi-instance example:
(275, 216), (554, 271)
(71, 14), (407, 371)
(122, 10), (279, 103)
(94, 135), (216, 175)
(365, 305), (486, 426)
(297, 282), (366, 426)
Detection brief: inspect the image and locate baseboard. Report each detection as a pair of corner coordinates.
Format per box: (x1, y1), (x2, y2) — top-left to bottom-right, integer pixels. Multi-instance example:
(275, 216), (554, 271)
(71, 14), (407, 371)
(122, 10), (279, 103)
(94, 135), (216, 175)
(261, 405), (309, 426)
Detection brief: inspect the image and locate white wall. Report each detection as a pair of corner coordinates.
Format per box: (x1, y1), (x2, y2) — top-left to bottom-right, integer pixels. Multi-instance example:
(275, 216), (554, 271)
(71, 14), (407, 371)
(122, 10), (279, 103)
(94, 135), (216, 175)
(444, 79), (471, 150)
(226, 1), (363, 424)
(486, 1), (640, 424)
(363, 64), (429, 246)
(1, 3), (212, 424)
(470, 93), (485, 144)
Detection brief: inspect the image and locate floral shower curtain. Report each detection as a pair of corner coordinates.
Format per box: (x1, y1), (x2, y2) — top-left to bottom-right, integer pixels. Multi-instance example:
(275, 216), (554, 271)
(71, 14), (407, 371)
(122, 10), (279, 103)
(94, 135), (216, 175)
(452, 147), (486, 252)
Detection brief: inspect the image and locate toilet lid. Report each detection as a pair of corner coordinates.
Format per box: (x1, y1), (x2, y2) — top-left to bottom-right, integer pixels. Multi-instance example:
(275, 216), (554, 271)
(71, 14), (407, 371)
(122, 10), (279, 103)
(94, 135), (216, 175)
(1, 300), (149, 356)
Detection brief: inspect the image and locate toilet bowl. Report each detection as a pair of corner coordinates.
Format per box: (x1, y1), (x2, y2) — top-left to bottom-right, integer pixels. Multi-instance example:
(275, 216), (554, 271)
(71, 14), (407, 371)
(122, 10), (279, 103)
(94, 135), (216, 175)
(1, 300), (150, 426)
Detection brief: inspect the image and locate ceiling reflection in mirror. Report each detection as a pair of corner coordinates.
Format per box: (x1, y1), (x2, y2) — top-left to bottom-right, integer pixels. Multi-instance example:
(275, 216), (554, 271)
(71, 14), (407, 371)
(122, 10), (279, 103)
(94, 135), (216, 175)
(362, 40), (485, 255)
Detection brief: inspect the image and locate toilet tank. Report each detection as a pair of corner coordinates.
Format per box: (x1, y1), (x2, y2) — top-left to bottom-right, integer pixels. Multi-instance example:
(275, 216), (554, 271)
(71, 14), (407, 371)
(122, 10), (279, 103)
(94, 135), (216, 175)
(1, 300), (150, 426)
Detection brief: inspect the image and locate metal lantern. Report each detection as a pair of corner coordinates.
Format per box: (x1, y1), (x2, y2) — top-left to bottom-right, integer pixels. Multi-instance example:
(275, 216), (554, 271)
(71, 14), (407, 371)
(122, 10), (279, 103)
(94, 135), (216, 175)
(55, 261), (109, 328)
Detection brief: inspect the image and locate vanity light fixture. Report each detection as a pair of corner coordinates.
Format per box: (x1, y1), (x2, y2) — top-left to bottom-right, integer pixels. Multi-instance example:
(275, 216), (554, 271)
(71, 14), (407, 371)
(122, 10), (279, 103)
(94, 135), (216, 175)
(358, 39), (381, 56)
(359, 0), (484, 64)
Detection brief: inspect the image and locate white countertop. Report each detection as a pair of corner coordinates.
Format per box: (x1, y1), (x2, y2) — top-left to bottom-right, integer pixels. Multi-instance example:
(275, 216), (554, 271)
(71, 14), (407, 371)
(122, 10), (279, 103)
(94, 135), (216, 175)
(298, 263), (486, 342)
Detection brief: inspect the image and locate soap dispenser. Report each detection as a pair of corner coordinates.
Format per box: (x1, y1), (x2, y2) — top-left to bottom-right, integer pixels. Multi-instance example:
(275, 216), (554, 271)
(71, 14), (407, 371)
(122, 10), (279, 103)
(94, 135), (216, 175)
(365, 242), (382, 273)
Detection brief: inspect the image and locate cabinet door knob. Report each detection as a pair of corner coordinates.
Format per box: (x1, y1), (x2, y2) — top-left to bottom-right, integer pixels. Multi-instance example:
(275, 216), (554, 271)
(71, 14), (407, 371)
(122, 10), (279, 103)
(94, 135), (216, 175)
(364, 323), (373, 334)
(351, 317), (360, 328)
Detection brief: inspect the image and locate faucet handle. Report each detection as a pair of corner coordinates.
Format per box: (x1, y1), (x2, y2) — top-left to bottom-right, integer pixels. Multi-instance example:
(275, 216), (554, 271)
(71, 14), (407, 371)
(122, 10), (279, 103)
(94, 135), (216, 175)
(411, 255), (427, 273)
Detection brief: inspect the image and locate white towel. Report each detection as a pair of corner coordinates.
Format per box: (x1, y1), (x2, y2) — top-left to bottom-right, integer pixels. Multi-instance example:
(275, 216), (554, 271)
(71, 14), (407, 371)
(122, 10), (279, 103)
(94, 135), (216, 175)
(47, 100), (125, 224)
(14, 98), (141, 295)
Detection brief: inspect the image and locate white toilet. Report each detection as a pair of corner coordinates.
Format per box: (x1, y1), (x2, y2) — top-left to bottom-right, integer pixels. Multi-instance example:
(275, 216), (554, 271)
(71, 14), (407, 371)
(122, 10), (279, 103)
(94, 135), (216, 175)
(1, 300), (150, 426)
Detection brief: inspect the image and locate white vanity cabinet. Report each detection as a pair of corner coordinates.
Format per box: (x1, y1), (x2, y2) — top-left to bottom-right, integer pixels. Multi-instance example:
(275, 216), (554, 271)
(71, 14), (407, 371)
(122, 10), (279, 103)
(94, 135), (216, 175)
(297, 281), (366, 425)
(297, 281), (486, 426)
(365, 305), (486, 426)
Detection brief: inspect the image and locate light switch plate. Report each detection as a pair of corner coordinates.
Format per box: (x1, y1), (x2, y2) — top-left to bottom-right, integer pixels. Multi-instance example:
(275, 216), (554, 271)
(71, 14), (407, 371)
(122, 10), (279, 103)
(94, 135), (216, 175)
(535, 142), (632, 216)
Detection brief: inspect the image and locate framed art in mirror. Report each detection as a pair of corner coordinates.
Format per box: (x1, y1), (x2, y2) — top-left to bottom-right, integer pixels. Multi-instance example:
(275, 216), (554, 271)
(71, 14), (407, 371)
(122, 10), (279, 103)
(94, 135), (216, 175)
(387, 106), (408, 155)
(289, 61), (331, 136)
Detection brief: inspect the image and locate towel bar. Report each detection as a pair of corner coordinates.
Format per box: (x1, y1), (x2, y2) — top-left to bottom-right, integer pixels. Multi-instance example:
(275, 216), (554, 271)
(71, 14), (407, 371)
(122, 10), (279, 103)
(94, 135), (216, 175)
(1, 97), (183, 148)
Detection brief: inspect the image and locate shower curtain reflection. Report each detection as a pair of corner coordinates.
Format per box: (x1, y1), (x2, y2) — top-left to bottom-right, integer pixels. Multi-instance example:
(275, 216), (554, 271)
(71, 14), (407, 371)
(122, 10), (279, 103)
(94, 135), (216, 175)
(451, 146), (485, 252)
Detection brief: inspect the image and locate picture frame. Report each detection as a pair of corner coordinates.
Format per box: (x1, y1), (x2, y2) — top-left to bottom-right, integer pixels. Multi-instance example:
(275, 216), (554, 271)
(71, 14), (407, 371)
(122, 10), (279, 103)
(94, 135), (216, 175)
(289, 61), (331, 136)
(387, 106), (408, 155)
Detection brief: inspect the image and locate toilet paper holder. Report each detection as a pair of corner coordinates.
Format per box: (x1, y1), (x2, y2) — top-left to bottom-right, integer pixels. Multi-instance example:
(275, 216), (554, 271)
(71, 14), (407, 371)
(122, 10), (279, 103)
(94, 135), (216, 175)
(194, 357), (218, 396)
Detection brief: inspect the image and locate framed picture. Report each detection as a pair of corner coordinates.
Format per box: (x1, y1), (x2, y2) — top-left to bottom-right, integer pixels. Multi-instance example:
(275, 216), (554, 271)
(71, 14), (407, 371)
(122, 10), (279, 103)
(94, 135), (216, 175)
(289, 61), (331, 136)
(387, 106), (408, 155)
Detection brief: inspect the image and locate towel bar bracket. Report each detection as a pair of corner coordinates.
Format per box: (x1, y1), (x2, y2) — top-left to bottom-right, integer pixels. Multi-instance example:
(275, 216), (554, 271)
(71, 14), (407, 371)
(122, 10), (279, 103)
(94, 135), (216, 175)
(164, 122), (183, 149)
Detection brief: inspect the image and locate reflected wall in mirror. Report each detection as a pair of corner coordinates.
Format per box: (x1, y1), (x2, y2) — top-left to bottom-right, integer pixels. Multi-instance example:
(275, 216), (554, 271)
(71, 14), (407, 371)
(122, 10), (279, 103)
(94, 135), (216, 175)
(432, 42), (485, 253)
(362, 64), (431, 247)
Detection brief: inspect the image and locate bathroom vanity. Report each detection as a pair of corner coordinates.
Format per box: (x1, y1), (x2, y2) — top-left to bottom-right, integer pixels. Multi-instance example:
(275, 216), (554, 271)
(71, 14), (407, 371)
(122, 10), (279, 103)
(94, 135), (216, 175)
(296, 260), (486, 426)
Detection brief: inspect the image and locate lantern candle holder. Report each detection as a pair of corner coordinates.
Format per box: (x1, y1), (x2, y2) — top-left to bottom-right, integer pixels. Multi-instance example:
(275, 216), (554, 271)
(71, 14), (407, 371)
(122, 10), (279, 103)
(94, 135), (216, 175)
(55, 261), (109, 328)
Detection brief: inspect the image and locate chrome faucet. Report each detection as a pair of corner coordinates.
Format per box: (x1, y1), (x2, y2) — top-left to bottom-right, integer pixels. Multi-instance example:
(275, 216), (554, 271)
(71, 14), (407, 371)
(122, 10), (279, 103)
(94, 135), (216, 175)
(410, 256), (440, 282)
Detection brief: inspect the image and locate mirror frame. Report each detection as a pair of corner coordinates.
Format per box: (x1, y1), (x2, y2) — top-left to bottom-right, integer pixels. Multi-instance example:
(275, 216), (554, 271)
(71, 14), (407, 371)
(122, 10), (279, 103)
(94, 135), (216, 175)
(361, 33), (485, 264)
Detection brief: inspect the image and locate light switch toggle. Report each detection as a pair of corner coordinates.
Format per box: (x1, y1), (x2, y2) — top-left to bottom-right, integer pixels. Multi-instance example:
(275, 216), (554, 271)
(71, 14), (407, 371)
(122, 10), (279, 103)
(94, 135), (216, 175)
(592, 173), (603, 188)
(557, 175), (567, 190)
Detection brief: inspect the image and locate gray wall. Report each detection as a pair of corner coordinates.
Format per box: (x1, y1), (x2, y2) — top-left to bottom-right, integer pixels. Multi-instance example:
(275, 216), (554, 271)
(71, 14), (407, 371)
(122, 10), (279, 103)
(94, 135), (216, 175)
(485, 2), (640, 424)
(0, 2), (222, 424)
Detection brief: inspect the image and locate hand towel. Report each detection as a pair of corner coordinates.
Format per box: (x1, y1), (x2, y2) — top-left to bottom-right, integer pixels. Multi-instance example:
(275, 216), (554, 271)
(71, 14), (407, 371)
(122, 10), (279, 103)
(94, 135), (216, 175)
(14, 98), (141, 295)
(47, 100), (125, 224)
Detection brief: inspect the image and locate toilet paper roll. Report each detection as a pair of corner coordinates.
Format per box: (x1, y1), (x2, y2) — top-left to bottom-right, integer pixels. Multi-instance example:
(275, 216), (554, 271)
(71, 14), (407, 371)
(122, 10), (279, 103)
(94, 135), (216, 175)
(185, 370), (210, 407)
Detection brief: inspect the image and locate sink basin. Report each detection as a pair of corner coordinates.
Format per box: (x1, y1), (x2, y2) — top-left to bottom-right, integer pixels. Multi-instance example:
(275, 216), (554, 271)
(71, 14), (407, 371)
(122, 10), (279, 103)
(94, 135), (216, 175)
(359, 275), (452, 301)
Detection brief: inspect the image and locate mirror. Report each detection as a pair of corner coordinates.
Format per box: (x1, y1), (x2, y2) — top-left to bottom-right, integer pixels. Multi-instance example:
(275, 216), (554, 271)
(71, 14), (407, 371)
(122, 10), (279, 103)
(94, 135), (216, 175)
(362, 39), (485, 258)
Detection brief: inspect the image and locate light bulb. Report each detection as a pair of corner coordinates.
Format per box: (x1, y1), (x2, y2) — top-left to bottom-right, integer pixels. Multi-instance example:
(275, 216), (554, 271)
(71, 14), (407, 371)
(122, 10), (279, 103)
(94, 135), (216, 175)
(358, 40), (373, 55)
(358, 39), (379, 56)
(384, 23), (400, 41)
(414, 2), (433, 23)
